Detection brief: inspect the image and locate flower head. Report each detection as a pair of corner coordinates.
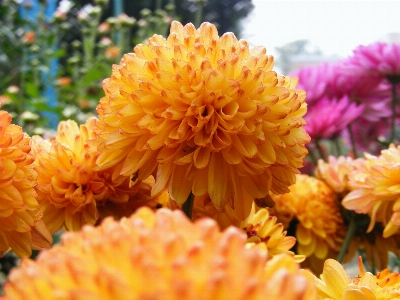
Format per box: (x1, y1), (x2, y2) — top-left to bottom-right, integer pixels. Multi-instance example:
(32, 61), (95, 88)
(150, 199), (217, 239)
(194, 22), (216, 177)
(290, 63), (330, 105)
(95, 21), (310, 221)
(271, 174), (346, 274)
(344, 42), (400, 79)
(304, 95), (364, 140)
(244, 208), (304, 262)
(32, 118), (155, 234)
(315, 155), (363, 196)
(342, 144), (400, 237)
(3, 208), (317, 300)
(0, 111), (52, 257)
(314, 257), (400, 299)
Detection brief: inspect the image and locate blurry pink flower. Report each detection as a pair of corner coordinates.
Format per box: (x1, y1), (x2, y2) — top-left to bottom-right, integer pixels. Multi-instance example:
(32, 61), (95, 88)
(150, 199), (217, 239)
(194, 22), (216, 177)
(290, 63), (330, 105)
(305, 95), (364, 140)
(344, 42), (400, 78)
(325, 62), (392, 121)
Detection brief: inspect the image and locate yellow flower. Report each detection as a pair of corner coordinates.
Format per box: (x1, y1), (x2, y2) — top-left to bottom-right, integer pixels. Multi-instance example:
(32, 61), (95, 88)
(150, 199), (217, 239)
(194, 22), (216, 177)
(94, 21), (310, 221)
(314, 257), (400, 299)
(32, 118), (155, 234)
(271, 174), (346, 274)
(3, 207), (318, 300)
(0, 111), (52, 257)
(342, 144), (400, 237)
(244, 208), (305, 262)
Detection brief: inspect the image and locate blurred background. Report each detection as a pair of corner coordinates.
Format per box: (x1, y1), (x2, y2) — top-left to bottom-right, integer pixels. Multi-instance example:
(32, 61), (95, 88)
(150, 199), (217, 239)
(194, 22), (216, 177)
(0, 0), (399, 132)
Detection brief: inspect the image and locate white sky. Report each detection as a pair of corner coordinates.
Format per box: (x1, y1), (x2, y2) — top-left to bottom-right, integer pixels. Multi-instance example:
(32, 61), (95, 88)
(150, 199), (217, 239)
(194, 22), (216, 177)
(241, 0), (400, 59)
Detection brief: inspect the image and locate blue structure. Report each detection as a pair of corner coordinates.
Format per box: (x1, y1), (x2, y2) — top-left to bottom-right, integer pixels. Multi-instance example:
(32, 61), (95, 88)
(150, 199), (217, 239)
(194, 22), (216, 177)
(20, 0), (59, 129)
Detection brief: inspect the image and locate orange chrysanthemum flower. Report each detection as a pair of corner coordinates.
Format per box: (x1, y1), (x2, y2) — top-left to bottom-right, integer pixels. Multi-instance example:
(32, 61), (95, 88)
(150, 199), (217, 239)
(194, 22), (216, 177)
(32, 118), (156, 234)
(0, 111), (52, 257)
(94, 21), (310, 221)
(271, 174), (346, 274)
(314, 257), (400, 299)
(3, 208), (318, 300)
(342, 144), (400, 237)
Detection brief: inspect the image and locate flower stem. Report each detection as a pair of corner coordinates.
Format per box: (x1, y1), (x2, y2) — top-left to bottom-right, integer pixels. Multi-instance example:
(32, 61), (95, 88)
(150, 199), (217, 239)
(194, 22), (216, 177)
(389, 81), (398, 144)
(182, 191), (194, 220)
(194, 0), (205, 28)
(315, 139), (327, 161)
(337, 216), (356, 263)
(347, 124), (358, 158)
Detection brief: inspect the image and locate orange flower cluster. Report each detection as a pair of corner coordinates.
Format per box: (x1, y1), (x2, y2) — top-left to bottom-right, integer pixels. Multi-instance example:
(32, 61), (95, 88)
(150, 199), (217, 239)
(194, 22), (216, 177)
(32, 118), (157, 234)
(3, 208), (317, 300)
(0, 111), (52, 257)
(95, 21), (310, 221)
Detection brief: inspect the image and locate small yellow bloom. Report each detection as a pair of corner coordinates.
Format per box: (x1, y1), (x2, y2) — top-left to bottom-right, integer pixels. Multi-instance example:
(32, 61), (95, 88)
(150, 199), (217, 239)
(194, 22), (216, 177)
(342, 144), (400, 237)
(3, 208), (318, 300)
(314, 257), (400, 299)
(95, 21), (310, 222)
(32, 118), (156, 233)
(271, 174), (346, 274)
(0, 111), (52, 257)
(244, 208), (304, 262)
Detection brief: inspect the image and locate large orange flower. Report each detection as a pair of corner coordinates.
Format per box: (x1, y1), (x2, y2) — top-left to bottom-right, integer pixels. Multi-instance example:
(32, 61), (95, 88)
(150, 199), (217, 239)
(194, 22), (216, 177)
(342, 144), (400, 237)
(0, 111), (52, 257)
(3, 208), (318, 300)
(94, 21), (310, 221)
(32, 118), (157, 234)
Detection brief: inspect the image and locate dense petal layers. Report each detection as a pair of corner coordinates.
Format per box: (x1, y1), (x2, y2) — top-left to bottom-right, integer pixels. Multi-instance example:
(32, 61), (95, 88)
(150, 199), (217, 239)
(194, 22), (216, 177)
(95, 21), (310, 221)
(244, 208), (304, 262)
(271, 174), (346, 274)
(314, 258), (400, 299)
(3, 208), (317, 300)
(0, 111), (52, 257)
(32, 118), (156, 233)
(342, 144), (400, 237)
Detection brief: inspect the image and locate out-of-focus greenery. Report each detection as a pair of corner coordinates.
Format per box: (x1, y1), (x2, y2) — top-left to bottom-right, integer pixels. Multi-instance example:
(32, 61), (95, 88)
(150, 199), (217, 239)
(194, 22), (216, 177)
(0, 0), (253, 136)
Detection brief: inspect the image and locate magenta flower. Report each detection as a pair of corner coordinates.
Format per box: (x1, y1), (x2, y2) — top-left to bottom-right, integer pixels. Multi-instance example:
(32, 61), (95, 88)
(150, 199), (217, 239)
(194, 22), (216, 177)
(290, 63), (330, 105)
(343, 42), (400, 78)
(304, 95), (364, 140)
(325, 61), (392, 121)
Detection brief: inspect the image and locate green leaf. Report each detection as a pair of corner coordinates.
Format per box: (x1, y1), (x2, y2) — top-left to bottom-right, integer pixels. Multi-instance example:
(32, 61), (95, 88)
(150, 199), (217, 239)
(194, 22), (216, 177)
(25, 82), (40, 98)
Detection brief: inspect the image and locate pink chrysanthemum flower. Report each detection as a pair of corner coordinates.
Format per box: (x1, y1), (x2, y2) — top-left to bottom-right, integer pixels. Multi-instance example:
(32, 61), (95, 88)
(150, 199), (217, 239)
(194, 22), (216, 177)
(290, 63), (330, 105)
(324, 61), (392, 122)
(344, 42), (400, 78)
(304, 95), (364, 140)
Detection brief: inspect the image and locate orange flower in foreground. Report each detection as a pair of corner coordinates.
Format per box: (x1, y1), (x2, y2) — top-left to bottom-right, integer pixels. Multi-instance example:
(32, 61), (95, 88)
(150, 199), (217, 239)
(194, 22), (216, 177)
(342, 144), (400, 237)
(3, 208), (318, 300)
(314, 257), (400, 299)
(271, 174), (346, 274)
(32, 118), (155, 234)
(95, 21), (310, 221)
(0, 111), (52, 257)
